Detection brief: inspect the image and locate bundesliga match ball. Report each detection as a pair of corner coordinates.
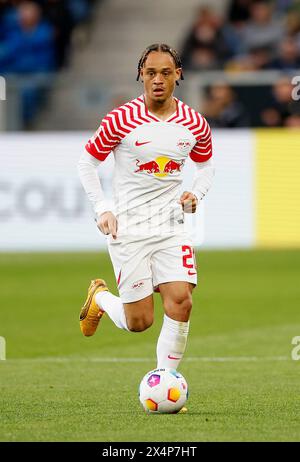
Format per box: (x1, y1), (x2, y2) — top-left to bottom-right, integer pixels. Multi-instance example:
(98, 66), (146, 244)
(139, 368), (188, 414)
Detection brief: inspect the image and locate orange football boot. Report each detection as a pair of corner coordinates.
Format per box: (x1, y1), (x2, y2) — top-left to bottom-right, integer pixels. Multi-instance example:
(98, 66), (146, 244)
(79, 279), (108, 336)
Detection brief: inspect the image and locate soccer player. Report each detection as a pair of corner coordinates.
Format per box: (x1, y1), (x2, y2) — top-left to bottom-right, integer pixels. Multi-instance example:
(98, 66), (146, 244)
(78, 43), (214, 373)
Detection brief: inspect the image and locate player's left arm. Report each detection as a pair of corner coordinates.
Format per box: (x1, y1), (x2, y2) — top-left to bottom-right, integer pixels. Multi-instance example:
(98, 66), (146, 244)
(179, 117), (215, 213)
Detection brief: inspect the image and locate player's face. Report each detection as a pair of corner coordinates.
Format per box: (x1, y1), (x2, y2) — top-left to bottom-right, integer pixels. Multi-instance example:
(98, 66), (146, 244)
(141, 52), (181, 103)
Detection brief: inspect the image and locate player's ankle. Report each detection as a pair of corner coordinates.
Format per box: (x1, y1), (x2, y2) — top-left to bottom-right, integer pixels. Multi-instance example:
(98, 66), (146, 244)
(95, 290), (110, 311)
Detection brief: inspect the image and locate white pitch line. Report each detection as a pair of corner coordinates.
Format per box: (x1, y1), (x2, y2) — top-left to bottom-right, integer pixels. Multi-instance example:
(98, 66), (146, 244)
(2, 355), (291, 363)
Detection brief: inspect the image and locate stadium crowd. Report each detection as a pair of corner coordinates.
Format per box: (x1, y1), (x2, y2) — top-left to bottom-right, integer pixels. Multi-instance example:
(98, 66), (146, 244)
(182, 0), (300, 127)
(182, 0), (300, 72)
(0, 0), (96, 71)
(1, 0), (299, 128)
(0, 0), (96, 125)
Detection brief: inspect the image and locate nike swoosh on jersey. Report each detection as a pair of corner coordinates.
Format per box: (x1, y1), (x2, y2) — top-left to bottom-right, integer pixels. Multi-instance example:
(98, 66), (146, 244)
(188, 270), (197, 276)
(135, 140), (151, 146)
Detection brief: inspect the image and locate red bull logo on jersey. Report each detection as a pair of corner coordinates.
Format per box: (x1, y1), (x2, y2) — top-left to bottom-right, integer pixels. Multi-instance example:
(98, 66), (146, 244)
(135, 156), (184, 177)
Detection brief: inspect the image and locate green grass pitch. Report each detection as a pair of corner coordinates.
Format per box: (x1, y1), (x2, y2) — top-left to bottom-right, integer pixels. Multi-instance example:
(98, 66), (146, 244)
(0, 249), (300, 442)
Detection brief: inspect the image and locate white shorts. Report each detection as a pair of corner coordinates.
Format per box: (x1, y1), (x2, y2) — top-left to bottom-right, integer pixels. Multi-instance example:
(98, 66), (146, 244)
(107, 234), (197, 303)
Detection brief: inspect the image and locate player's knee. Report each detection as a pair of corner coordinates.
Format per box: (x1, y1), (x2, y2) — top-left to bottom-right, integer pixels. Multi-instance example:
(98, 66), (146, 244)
(165, 293), (192, 321)
(127, 315), (153, 332)
(178, 295), (192, 319)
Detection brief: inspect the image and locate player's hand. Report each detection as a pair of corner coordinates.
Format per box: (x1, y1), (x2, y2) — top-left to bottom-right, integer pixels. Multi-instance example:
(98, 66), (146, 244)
(97, 211), (118, 239)
(178, 191), (198, 213)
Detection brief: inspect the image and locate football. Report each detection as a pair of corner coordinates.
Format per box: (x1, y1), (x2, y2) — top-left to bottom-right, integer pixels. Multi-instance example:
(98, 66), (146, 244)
(139, 368), (188, 414)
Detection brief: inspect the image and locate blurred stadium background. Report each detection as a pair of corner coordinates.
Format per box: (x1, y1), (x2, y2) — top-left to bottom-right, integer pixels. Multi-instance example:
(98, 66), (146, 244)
(2, 0), (300, 130)
(1, 0), (300, 442)
(1, 0), (300, 250)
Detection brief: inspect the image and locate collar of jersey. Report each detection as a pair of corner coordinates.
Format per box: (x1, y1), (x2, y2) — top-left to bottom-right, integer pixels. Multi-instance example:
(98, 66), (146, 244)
(141, 94), (179, 122)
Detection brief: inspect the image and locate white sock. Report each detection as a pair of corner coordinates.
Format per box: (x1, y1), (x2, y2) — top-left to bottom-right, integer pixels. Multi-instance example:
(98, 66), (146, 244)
(156, 314), (190, 370)
(95, 291), (129, 331)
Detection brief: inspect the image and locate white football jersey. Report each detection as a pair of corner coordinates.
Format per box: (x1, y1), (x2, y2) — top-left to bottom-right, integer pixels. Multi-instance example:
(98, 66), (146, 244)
(85, 95), (212, 239)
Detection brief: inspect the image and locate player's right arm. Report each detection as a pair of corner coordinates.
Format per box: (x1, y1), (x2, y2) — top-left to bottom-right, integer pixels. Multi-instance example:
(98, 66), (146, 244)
(78, 115), (121, 239)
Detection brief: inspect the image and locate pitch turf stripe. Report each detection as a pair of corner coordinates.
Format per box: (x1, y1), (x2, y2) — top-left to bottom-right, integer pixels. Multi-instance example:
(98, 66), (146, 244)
(4, 355), (291, 363)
